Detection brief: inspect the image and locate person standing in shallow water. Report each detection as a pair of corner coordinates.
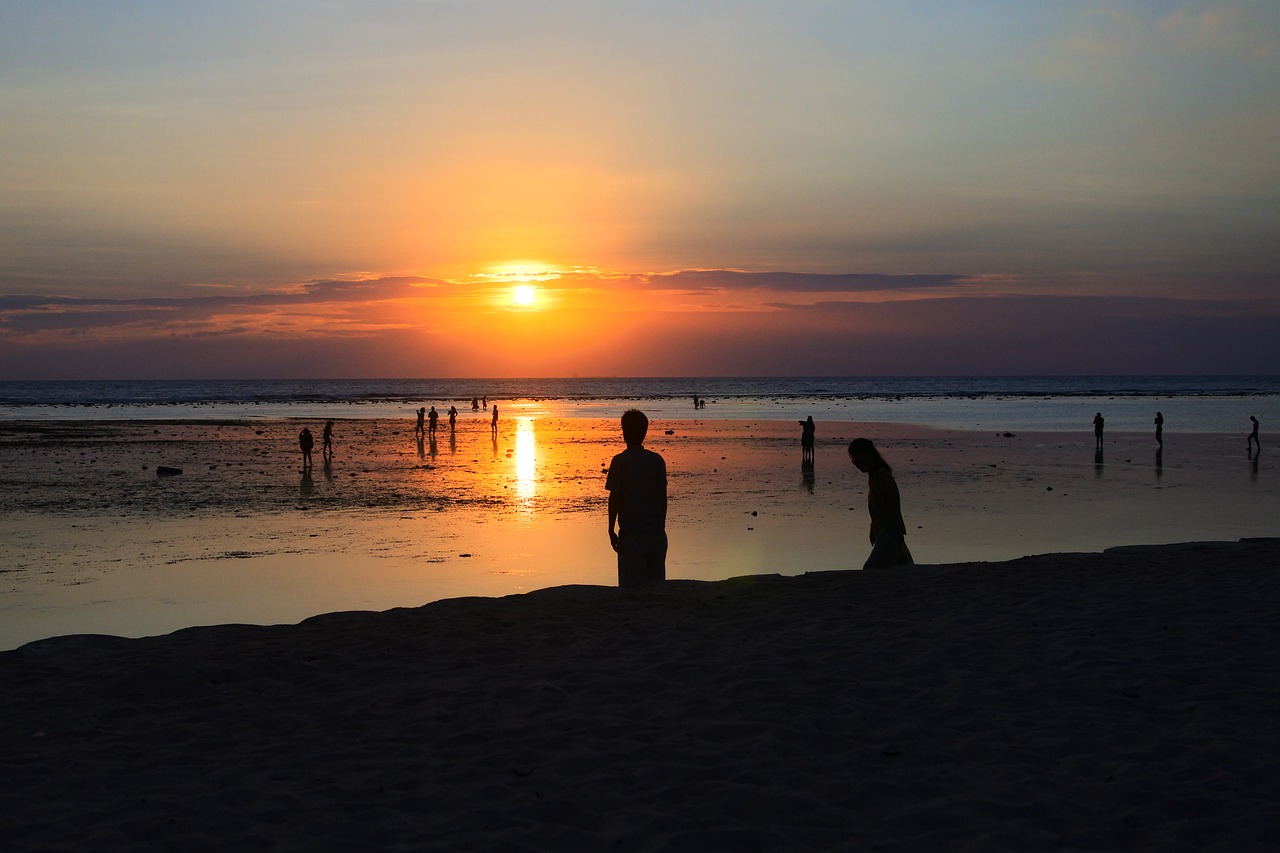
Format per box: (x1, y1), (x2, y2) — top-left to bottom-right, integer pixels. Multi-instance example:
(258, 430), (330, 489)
(1248, 415), (1260, 456)
(799, 416), (816, 466)
(1154, 411), (1163, 451)
(1093, 412), (1105, 451)
(848, 438), (913, 570)
(322, 420), (334, 463)
(606, 409), (668, 588)
(298, 427), (314, 470)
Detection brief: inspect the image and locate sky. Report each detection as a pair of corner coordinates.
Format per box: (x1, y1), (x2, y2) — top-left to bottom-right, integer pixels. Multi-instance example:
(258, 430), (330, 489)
(1, 1), (1277, 379)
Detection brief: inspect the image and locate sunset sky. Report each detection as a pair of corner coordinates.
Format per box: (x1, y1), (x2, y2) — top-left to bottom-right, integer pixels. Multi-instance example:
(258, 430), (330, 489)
(2, 1), (1277, 379)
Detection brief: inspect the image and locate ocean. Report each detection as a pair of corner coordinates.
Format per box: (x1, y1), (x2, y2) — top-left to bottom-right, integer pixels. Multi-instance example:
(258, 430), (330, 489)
(2, 375), (1278, 649)
(2, 375), (1278, 433)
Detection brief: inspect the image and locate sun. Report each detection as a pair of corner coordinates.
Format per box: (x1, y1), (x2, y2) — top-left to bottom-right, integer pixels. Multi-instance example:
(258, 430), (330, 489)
(512, 285), (537, 307)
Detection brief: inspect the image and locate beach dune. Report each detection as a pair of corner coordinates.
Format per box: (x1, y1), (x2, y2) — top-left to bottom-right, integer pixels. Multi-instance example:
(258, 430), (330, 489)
(4, 538), (1279, 850)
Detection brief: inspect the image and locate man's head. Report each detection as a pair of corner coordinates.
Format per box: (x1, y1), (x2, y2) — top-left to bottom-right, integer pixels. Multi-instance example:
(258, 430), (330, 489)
(621, 409), (649, 447)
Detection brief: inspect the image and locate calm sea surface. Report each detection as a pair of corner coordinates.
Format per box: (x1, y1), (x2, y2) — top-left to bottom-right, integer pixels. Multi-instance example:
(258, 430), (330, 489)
(2, 376), (1277, 433)
(3, 376), (1277, 649)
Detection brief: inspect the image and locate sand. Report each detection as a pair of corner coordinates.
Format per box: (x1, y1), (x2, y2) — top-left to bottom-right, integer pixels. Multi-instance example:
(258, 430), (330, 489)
(3, 538), (1280, 850)
(2, 416), (1276, 648)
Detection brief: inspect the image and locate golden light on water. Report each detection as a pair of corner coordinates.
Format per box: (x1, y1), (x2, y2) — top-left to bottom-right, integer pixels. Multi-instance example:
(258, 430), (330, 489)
(515, 417), (537, 507)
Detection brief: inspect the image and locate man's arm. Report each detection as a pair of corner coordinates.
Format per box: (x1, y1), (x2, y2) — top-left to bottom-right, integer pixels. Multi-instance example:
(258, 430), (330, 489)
(608, 490), (620, 551)
(661, 458), (668, 526)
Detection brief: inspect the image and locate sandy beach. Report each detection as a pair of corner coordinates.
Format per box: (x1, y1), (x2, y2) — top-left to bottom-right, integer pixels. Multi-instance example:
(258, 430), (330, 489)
(3, 537), (1279, 850)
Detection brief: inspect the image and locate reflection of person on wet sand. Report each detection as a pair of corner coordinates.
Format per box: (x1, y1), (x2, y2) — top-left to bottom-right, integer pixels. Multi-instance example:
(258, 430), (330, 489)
(298, 427), (314, 470)
(1248, 416), (1260, 456)
(322, 419), (334, 462)
(1093, 412), (1105, 450)
(848, 438), (913, 570)
(606, 409), (668, 588)
(799, 416), (815, 466)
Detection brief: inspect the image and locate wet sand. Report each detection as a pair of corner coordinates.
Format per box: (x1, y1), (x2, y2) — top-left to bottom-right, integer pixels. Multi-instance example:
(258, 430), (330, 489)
(3, 538), (1279, 850)
(2, 416), (1277, 649)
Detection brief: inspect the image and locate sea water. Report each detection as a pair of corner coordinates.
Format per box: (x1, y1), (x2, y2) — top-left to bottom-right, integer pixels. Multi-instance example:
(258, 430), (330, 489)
(2, 376), (1277, 433)
(2, 375), (1278, 649)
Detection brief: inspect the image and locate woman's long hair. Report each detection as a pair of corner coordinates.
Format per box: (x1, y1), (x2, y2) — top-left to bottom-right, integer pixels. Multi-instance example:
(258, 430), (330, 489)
(848, 438), (891, 472)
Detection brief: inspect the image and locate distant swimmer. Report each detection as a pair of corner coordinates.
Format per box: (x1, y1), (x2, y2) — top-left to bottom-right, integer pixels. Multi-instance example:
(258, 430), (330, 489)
(1248, 415), (1260, 456)
(1093, 412), (1105, 451)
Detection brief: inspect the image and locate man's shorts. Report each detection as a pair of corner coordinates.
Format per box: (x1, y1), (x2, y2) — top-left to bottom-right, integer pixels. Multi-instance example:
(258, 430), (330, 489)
(616, 531), (667, 588)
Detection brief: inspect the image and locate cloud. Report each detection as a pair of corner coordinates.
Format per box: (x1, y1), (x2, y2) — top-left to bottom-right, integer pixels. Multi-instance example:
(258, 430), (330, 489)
(2, 272), (1276, 379)
(0, 276), (449, 337)
(297, 277), (444, 301)
(643, 270), (967, 294)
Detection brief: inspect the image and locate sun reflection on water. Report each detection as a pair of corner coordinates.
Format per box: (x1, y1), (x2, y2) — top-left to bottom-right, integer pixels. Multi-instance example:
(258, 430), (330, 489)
(515, 417), (536, 507)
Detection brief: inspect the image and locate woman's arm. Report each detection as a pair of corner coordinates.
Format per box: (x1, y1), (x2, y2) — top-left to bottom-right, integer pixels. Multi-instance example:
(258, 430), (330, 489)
(871, 469), (906, 537)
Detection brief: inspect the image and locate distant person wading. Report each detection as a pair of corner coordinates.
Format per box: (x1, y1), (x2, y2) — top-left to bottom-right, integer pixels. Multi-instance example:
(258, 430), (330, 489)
(298, 427), (314, 470)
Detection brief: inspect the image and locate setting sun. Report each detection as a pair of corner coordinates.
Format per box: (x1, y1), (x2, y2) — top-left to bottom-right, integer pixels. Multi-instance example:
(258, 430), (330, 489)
(512, 285), (537, 307)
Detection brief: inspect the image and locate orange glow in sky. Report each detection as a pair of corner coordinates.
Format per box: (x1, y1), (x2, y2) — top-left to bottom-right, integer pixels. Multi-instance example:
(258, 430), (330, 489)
(2, 4), (1278, 379)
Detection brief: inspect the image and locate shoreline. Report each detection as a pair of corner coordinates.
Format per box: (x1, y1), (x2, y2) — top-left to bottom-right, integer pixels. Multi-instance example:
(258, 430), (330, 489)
(4, 537), (1280, 849)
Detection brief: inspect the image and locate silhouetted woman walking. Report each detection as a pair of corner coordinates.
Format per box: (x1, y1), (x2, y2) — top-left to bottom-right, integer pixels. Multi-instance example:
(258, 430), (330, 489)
(848, 438), (913, 569)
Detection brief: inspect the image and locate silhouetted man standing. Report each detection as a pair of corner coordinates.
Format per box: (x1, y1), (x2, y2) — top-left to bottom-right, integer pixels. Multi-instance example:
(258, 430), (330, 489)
(606, 409), (668, 588)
